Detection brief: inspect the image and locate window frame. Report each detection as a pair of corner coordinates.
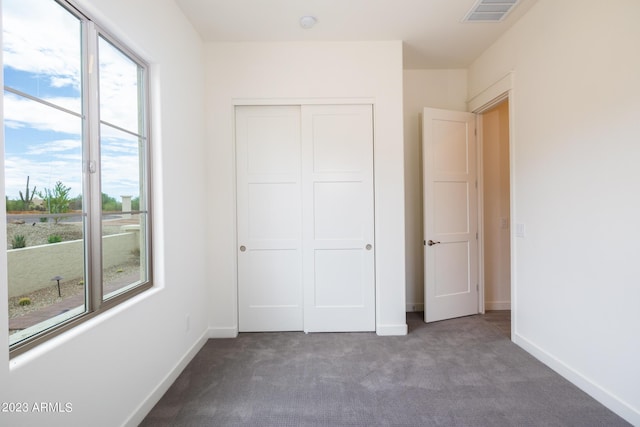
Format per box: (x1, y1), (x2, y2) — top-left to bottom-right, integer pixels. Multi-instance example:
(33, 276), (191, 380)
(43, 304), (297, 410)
(6, 0), (153, 357)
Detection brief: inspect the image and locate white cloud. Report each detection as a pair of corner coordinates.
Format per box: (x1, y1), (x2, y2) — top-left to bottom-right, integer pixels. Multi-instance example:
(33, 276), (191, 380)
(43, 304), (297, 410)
(102, 139), (139, 155)
(5, 149), (141, 201)
(2, 0), (81, 91)
(50, 76), (76, 88)
(100, 137), (142, 197)
(100, 152), (142, 197)
(3, 0), (146, 201)
(3, 93), (82, 134)
(4, 155), (83, 200)
(25, 139), (81, 155)
(98, 37), (142, 133)
(3, 0), (143, 132)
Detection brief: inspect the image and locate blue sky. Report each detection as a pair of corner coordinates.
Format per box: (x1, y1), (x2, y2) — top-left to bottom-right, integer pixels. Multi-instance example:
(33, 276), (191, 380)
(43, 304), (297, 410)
(3, 0), (143, 202)
(5, 67), (79, 101)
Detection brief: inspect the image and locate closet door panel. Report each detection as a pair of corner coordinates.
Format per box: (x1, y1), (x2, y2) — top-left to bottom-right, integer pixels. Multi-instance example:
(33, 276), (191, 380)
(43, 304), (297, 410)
(236, 106), (303, 332)
(302, 104), (375, 332)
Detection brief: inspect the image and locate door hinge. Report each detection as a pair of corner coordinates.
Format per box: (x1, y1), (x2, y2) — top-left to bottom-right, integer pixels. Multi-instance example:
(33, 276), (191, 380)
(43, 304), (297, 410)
(476, 283), (479, 292)
(476, 232), (478, 240)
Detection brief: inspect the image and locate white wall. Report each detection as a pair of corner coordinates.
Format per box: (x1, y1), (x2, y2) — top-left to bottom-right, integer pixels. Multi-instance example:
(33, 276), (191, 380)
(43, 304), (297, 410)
(469, 0), (640, 423)
(205, 41), (407, 336)
(0, 1), (209, 426)
(403, 70), (468, 311)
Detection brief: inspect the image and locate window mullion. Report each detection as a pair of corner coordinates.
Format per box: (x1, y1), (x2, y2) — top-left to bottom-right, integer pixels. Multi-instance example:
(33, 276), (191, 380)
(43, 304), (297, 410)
(84, 21), (103, 312)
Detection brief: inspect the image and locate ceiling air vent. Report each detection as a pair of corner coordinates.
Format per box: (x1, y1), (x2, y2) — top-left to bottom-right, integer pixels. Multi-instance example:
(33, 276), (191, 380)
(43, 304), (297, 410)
(463, 0), (520, 22)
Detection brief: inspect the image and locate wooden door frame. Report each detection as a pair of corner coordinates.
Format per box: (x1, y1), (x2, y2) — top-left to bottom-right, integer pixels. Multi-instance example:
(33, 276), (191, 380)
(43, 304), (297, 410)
(468, 72), (515, 340)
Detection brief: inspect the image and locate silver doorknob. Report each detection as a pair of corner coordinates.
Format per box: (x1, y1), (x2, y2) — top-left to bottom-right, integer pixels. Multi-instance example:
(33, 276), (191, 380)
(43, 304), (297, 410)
(365, 244), (372, 250)
(239, 245), (246, 252)
(427, 240), (441, 246)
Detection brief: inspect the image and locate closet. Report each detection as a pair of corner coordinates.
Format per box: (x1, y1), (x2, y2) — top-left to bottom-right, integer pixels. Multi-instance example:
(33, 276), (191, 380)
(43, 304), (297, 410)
(235, 104), (375, 332)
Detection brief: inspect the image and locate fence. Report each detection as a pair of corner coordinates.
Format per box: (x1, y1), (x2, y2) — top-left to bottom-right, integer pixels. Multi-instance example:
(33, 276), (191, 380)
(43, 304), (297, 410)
(8, 230), (139, 298)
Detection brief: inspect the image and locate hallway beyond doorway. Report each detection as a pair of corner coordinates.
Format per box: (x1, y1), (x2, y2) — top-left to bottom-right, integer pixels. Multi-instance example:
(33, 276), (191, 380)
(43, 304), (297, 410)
(481, 309), (511, 339)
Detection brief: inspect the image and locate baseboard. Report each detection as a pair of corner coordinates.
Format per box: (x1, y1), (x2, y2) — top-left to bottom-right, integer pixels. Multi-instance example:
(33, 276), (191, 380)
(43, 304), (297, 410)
(124, 330), (208, 427)
(485, 301), (511, 310)
(376, 323), (408, 336)
(208, 326), (239, 338)
(514, 332), (640, 426)
(405, 303), (424, 312)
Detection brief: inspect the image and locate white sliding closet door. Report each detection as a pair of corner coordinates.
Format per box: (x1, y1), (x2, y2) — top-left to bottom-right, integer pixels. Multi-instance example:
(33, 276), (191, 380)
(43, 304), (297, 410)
(302, 105), (375, 332)
(236, 106), (303, 331)
(236, 104), (375, 332)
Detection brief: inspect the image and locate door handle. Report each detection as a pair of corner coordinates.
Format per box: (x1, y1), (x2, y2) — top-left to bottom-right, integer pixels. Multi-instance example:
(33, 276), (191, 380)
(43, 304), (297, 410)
(427, 240), (441, 246)
(239, 245), (246, 252)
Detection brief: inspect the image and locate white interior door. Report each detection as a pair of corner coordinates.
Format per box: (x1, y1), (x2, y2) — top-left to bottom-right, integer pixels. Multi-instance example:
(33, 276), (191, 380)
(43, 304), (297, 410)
(302, 105), (375, 332)
(236, 106), (303, 331)
(423, 107), (478, 323)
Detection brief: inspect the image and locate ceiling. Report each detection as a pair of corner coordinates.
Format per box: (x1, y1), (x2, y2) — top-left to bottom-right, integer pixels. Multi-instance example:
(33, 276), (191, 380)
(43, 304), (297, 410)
(174, 0), (538, 69)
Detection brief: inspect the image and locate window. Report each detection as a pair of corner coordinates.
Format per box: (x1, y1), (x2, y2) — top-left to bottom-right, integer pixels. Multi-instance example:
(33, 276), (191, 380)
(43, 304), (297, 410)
(4, 0), (152, 355)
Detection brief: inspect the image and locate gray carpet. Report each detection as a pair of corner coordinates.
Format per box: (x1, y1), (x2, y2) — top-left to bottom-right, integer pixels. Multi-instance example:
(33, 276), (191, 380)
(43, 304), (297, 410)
(141, 313), (629, 426)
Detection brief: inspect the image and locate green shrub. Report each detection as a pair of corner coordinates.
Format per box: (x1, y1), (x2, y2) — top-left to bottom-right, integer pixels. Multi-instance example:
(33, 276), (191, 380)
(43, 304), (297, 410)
(39, 181), (71, 224)
(40, 217), (48, 223)
(18, 297), (31, 306)
(6, 197), (23, 212)
(47, 234), (63, 244)
(12, 235), (26, 249)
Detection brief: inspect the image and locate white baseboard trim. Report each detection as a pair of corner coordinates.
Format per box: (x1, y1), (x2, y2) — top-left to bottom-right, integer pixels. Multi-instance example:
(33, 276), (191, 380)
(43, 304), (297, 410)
(376, 323), (408, 336)
(405, 303), (424, 312)
(208, 326), (239, 339)
(124, 330), (208, 427)
(485, 301), (511, 310)
(514, 332), (640, 426)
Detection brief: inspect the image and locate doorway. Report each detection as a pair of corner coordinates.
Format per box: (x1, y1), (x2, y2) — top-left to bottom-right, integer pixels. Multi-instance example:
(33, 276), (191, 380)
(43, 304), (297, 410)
(421, 101), (512, 336)
(480, 99), (511, 338)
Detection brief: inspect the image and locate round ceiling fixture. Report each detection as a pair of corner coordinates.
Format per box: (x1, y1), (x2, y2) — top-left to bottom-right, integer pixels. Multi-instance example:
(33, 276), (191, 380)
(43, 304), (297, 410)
(299, 15), (318, 29)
